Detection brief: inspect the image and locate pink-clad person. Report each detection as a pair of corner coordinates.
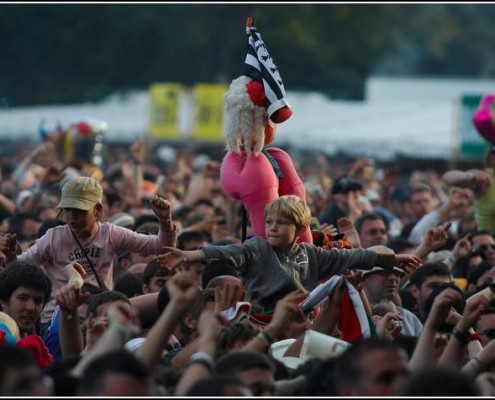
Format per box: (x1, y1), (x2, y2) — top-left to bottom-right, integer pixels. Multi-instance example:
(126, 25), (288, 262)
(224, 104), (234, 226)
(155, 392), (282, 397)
(0, 176), (177, 329)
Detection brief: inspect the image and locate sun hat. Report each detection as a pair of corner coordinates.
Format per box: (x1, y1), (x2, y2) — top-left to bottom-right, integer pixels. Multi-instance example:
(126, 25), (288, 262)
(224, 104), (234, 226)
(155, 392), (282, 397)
(57, 176), (103, 210)
(362, 245), (405, 277)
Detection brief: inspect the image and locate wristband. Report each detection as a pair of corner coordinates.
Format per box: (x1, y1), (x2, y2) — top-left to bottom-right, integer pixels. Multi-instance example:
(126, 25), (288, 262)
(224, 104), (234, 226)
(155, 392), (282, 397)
(451, 327), (469, 345)
(468, 332), (483, 343)
(59, 307), (76, 320)
(188, 352), (215, 371)
(257, 331), (273, 347)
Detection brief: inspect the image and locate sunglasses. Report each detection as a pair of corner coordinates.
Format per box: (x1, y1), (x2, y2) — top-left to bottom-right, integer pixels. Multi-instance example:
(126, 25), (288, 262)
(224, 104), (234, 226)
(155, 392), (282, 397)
(480, 329), (495, 339)
(367, 228), (387, 235)
(476, 244), (495, 253)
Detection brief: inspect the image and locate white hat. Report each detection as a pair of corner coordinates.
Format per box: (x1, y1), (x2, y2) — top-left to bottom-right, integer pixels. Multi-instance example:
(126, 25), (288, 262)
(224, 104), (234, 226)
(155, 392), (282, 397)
(363, 245), (405, 277)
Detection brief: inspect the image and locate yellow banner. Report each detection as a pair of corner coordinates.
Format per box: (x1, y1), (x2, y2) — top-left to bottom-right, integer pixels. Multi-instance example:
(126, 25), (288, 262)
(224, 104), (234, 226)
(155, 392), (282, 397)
(148, 83), (182, 139)
(192, 84), (228, 141)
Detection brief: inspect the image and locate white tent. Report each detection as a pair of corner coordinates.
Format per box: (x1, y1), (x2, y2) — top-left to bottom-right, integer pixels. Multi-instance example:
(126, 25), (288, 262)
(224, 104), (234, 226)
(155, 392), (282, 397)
(0, 76), (492, 161)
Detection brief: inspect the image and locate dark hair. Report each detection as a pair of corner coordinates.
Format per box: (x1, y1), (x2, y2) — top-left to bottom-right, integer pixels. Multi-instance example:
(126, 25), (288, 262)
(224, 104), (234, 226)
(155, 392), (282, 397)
(215, 350), (275, 376)
(201, 263), (239, 289)
(466, 260), (493, 287)
(185, 374), (249, 396)
(78, 349), (150, 396)
(0, 260), (52, 304)
(156, 285), (170, 315)
(335, 337), (403, 386)
(408, 262), (451, 288)
(134, 215), (159, 233)
(386, 237), (415, 254)
(423, 282), (465, 333)
(86, 290), (130, 318)
(141, 258), (173, 285)
(172, 205), (194, 223)
(354, 212), (389, 234)
(301, 357), (339, 396)
(398, 366), (479, 396)
(179, 288), (216, 343)
(467, 230), (495, 244)
(193, 198), (215, 209)
(37, 218), (66, 238)
(7, 213), (42, 241)
(113, 272), (143, 298)
(0, 344), (39, 384)
(177, 230), (209, 250)
(331, 175), (363, 195)
(218, 321), (259, 357)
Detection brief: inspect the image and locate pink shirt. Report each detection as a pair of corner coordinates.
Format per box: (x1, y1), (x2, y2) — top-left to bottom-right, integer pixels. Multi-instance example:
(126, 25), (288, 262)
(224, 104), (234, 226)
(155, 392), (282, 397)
(18, 222), (176, 323)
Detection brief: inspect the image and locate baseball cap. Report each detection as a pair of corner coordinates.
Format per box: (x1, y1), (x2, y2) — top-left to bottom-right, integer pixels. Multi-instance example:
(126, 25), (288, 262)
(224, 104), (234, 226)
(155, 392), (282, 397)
(57, 177), (103, 210)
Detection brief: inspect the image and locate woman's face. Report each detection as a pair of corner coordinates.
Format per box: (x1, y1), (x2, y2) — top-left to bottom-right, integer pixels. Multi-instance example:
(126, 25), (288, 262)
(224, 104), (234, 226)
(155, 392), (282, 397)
(62, 206), (100, 237)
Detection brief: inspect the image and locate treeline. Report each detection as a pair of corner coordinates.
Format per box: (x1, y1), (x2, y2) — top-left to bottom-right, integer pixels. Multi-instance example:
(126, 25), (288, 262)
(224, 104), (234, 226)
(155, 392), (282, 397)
(1, 3), (495, 107)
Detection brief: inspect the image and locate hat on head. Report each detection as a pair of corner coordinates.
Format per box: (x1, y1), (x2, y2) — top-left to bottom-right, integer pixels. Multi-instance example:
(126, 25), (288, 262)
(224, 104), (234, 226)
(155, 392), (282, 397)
(57, 176), (103, 210)
(363, 245), (405, 277)
(331, 176), (363, 195)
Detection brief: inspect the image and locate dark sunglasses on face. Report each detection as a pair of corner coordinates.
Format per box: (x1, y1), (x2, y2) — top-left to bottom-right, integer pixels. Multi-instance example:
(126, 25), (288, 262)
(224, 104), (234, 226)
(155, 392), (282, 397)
(476, 244), (495, 253)
(367, 228), (387, 235)
(375, 368), (409, 385)
(480, 329), (495, 339)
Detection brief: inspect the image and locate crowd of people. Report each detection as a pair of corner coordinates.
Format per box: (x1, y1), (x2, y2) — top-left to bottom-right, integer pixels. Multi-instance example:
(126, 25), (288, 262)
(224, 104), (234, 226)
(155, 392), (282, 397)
(0, 132), (494, 397)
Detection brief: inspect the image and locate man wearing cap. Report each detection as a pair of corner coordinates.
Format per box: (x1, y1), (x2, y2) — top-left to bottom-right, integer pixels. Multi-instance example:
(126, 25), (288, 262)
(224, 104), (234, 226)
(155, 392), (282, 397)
(318, 175), (364, 228)
(361, 245), (423, 337)
(0, 176), (177, 337)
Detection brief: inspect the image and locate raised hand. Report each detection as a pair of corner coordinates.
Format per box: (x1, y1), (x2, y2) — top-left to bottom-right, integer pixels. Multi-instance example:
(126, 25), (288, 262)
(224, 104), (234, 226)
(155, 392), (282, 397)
(0, 233), (19, 260)
(149, 195), (172, 221)
(394, 254), (423, 274)
(165, 269), (201, 312)
(55, 262), (89, 311)
(157, 246), (188, 270)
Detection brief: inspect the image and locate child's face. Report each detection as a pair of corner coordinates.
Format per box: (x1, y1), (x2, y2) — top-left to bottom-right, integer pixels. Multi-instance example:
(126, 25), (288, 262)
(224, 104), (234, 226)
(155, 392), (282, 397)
(62, 207), (99, 237)
(265, 211), (298, 249)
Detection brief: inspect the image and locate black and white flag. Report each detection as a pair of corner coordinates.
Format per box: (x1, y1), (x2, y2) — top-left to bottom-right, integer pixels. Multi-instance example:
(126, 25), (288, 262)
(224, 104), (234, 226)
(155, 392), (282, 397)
(244, 18), (292, 123)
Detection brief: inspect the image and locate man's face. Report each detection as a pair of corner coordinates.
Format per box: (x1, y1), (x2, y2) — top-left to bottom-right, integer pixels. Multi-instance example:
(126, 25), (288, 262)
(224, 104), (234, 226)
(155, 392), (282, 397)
(362, 271), (400, 304)
(0, 286), (45, 334)
(100, 372), (150, 396)
(471, 234), (495, 263)
(410, 191), (434, 219)
(359, 219), (388, 248)
(352, 349), (409, 396)
(410, 275), (452, 317)
(238, 367), (275, 397)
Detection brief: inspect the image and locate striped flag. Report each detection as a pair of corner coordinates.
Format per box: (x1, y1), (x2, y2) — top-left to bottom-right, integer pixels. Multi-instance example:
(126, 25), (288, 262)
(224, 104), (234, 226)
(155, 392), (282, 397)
(300, 275), (375, 343)
(244, 17), (292, 124)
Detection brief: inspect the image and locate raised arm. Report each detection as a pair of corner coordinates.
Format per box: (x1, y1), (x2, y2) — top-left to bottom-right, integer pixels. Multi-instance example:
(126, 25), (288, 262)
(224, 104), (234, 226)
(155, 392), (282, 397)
(55, 262), (89, 358)
(157, 246), (206, 270)
(136, 270), (200, 369)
